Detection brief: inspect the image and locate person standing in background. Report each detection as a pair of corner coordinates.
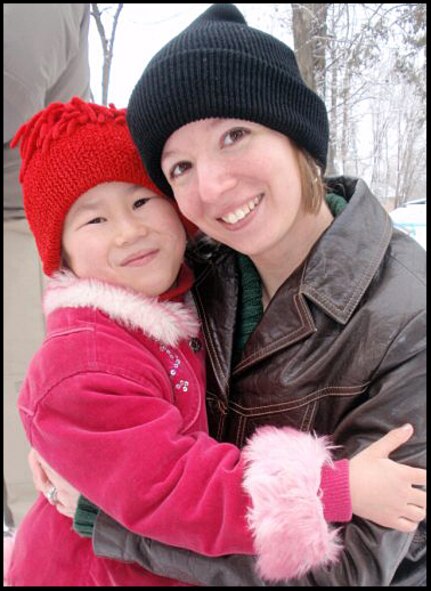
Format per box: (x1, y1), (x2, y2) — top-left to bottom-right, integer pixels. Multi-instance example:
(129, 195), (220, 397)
(3, 3), (91, 534)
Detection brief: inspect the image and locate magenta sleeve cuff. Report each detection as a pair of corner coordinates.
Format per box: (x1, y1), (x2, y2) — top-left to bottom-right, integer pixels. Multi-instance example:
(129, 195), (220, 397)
(320, 459), (352, 523)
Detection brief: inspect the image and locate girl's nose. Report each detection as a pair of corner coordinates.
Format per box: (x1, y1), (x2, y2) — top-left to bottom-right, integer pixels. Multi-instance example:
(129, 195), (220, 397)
(114, 216), (148, 247)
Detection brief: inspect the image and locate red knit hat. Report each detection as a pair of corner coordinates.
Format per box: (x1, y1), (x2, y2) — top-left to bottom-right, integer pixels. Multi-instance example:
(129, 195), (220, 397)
(11, 97), (164, 276)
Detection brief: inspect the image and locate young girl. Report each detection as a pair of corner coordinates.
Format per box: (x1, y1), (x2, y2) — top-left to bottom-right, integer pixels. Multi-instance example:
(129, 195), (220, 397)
(6, 98), (424, 587)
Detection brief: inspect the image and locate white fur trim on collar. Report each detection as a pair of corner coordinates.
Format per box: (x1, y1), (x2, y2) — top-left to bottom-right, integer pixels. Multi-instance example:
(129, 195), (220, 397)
(43, 271), (200, 346)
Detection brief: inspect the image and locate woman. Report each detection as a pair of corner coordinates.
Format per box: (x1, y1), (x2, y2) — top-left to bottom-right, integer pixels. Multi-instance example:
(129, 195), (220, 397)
(34, 3), (426, 586)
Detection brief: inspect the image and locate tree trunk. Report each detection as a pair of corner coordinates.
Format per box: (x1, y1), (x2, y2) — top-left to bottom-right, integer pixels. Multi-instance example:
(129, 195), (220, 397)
(291, 4), (328, 95)
(291, 4), (332, 171)
(91, 3), (124, 105)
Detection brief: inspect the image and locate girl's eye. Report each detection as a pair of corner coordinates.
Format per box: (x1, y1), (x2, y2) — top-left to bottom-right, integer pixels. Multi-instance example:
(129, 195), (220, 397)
(223, 127), (250, 146)
(133, 197), (150, 209)
(86, 217), (105, 225)
(169, 161), (191, 180)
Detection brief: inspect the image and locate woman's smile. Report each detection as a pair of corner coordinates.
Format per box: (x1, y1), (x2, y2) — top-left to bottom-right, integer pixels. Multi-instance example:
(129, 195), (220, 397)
(218, 194), (264, 227)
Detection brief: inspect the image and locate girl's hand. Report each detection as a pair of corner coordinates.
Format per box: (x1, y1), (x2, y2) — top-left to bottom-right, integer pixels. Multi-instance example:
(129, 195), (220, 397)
(28, 448), (80, 519)
(349, 424), (426, 532)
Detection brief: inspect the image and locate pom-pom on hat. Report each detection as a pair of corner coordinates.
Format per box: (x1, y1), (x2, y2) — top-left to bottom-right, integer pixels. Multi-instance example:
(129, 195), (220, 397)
(127, 3), (329, 197)
(11, 97), (163, 276)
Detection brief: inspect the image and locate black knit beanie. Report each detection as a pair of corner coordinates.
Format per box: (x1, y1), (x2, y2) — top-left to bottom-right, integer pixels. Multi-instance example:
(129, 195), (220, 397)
(127, 3), (329, 197)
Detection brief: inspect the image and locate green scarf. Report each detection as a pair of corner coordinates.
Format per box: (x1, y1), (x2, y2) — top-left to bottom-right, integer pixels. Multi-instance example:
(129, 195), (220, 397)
(233, 193), (347, 360)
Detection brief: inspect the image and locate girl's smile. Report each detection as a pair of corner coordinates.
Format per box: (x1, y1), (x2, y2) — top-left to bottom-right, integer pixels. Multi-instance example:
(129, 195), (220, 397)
(119, 248), (159, 267)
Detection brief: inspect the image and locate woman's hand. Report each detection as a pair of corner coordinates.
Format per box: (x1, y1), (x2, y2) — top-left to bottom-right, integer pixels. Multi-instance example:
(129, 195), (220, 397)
(349, 424), (426, 532)
(28, 448), (81, 518)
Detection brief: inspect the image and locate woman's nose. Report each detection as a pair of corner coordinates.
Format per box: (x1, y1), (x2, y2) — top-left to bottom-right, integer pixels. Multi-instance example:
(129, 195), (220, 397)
(196, 158), (237, 204)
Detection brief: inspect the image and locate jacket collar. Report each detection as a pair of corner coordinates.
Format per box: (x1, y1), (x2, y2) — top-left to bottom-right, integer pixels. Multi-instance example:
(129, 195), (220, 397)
(301, 177), (392, 324)
(43, 271), (200, 347)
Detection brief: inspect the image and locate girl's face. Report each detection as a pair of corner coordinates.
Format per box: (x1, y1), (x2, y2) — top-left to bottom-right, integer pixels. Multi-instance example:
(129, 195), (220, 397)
(161, 119), (309, 262)
(62, 182), (186, 297)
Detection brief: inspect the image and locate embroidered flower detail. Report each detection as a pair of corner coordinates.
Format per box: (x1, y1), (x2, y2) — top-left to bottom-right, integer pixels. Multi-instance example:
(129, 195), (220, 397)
(159, 344), (188, 392)
(175, 380), (189, 392)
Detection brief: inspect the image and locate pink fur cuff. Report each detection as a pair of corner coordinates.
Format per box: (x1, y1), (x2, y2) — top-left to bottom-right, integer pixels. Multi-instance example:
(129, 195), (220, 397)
(242, 425), (342, 582)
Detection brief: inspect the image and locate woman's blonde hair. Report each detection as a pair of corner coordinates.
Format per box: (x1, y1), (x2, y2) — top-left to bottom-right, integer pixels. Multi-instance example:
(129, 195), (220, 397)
(296, 146), (325, 214)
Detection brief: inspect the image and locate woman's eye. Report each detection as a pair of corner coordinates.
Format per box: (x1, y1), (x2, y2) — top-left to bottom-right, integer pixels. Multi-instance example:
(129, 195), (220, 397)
(169, 161), (191, 179)
(223, 127), (250, 146)
(133, 197), (150, 209)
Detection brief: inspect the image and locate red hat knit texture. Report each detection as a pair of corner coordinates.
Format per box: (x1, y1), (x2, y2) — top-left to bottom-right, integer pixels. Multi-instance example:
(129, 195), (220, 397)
(11, 97), (163, 276)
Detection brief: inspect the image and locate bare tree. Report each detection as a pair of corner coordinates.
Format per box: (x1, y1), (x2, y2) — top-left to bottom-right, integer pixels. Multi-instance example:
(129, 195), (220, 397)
(91, 3), (124, 105)
(287, 3), (426, 204)
(393, 3), (426, 103)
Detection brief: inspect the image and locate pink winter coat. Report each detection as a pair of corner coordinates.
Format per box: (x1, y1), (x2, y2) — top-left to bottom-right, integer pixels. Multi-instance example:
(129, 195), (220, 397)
(8, 272), (343, 587)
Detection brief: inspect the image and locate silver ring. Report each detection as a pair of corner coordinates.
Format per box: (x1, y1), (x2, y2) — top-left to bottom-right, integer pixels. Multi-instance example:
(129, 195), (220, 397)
(45, 485), (58, 505)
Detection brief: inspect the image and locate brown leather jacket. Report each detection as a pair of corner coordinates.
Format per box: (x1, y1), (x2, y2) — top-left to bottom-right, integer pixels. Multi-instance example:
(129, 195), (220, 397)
(93, 177), (426, 586)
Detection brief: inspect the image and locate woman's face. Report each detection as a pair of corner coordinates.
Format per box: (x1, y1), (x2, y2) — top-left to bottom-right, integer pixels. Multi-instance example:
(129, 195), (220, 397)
(62, 182), (186, 297)
(161, 118), (308, 261)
